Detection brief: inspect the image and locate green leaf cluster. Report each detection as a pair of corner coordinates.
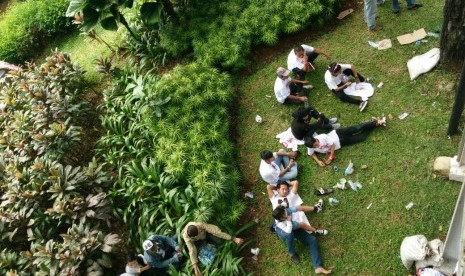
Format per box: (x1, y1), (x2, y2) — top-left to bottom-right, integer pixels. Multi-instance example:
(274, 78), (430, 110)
(159, 0), (338, 70)
(0, 0), (71, 63)
(0, 51), (119, 275)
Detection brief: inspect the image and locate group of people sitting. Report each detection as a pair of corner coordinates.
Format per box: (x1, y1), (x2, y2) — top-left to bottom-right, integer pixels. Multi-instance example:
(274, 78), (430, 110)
(259, 44), (388, 274)
(122, 222), (243, 276)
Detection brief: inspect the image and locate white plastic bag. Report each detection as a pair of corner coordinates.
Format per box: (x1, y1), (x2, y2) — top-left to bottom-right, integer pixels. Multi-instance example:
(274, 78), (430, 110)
(407, 48), (440, 80)
(400, 235), (429, 269)
(416, 239), (444, 269)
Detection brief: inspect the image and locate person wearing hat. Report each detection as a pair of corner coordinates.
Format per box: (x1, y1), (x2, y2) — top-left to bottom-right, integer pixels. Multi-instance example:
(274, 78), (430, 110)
(182, 222), (244, 276)
(324, 62), (370, 112)
(291, 106), (339, 141)
(287, 44), (332, 82)
(142, 235), (182, 272)
(274, 67), (312, 105)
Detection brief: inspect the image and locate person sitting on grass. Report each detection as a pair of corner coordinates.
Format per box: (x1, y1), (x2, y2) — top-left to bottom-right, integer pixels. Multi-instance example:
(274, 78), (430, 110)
(305, 117), (386, 167)
(272, 205), (328, 235)
(291, 106), (340, 141)
(182, 221), (244, 276)
(274, 67), (312, 105)
(267, 181), (332, 274)
(259, 149), (299, 186)
(324, 62), (372, 112)
(287, 44), (332, 83)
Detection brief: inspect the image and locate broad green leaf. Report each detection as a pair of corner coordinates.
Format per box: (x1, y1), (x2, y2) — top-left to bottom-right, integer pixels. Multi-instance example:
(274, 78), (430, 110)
(66, 0), (84, 17)
(100, 16), (118, 31)
(140, 2), (162, 26)
(81, 7), (100, 32)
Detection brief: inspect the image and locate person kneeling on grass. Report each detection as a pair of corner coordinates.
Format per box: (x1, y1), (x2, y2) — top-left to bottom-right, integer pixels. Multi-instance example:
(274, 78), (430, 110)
(305, 117), (386, 167)
(182, 222), (244, 276)
(272, 205), (328, 235)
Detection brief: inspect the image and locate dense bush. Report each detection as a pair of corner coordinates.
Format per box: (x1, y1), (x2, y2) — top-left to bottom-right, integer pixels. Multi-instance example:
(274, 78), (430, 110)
(0, 0), (71, 63)
(98, 63), (247, 274)
(159, 0), (339, 70)
(0, 51), (120, 275)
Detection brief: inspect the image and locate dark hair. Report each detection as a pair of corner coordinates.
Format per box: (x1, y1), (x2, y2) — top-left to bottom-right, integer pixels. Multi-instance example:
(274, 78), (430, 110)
(272, 206), (286, 221)
(304, 136), (316, 148)
(328, 62), (341, 73)
(136, 255), (146, 266)
(294, 45), (304, 53)
(260, 150), (273, 160)
(127, 252), (137, 263)
(276, 181), (289, 190)
(187, 225), (198, 237)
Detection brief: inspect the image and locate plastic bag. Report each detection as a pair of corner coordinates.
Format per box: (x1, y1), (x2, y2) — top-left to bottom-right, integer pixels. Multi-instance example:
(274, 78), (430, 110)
(400, 235), (428, 269)
(198, 243), (217, 266)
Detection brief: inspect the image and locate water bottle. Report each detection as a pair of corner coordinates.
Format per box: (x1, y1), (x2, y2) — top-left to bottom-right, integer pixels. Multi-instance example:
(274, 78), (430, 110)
(329, 197), (339, 204)
(405, 202), (414, 210)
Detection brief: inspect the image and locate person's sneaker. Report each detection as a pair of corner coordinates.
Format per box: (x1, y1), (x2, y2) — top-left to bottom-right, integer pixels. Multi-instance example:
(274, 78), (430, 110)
(314, 199), (323, 213)
(379, 116), (386, 127)
(303, 84), (314, 89)
(359, 101), (368, 112)
(290, 253), (300, 264)
(328, 117), (337, 124)
(315, 229), (328, 236)
(331, 123), (341, 130)
(408, 3), (423, 10)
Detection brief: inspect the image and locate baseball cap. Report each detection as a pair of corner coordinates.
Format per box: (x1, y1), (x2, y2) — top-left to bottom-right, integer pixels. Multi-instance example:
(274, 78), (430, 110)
(143, 240), (154, 251)
(277, 67), (290, 77)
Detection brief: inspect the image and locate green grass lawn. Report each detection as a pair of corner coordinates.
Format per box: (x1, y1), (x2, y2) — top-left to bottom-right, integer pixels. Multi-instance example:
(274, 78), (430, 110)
(236, 0), (461, 275)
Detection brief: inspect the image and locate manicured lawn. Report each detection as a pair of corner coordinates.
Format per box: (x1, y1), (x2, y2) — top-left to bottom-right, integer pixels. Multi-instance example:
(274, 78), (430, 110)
(236, 0), (461, 275)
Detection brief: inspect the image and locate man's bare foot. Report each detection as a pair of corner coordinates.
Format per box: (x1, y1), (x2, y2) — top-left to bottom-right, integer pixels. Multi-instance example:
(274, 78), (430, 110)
(315, 267), (332, 274)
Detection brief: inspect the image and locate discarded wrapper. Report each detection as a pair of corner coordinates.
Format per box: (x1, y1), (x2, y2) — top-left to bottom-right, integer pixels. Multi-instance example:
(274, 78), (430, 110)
(405, 202), (414, 210)
(251, 248), (260, 255)
(367, 203), (373, 209)
(398, 113), (409, 120)
(245, 192), (254, 199)
(337, 9), (354, 20)
(255, 115), (263, 123)
(397, 28), (427, 45)
(377, 82), (384, 88)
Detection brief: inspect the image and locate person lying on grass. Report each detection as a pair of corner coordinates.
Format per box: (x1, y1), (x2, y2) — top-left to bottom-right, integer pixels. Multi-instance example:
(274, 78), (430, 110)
(305, 117), (386, 167)
(272, 205), (328, 235)
(182, 222), (244, 276)
(267, 181), (332, 274)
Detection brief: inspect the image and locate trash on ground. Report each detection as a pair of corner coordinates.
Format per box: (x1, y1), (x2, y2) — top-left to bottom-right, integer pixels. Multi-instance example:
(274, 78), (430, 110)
(337, 9), (354, 20)
(251, 247), (260, 256)
(255, 115), (263, 123)
(377, 39), (392, 50)
(254, 218), (259, 223)
(348, 180), (362, 191)
(398, 112), (409, 120)
(333, 165), (339, 172)
(377, 82), (384, 88)
(245, 192), (254, 199)
(405, 202), (414, 210)
(427, 32), (440, 38)
(397, 28), (427, 45)
(333, 178), (347, 190)
(367, 202), (373, 209)
(344, 161), (354, 175)
(265, 95), (272, 98)
(368, 40), (379, 48)
(407, 48), (440, 80)
(329, 197), (339, 205)
(361, 164), (368, 169)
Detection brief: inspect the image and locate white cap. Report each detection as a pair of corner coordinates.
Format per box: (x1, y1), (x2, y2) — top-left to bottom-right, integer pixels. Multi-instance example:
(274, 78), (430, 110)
(143, 240), (154, 251)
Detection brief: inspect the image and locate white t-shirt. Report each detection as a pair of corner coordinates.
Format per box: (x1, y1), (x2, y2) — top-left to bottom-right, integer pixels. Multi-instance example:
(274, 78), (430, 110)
(274, 76), (291, 104)
(270, 191), (310, 231)
(307, 130), (341, 156)
(259, 153), (281, 185)
(324, 63), (351, 90)
(287, 44), (315, 71)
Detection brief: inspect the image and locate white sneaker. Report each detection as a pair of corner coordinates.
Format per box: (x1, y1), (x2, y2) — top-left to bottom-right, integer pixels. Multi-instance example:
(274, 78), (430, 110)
(314, 199), (323, 213)
(331, 123), (341, 129)
(303, 84), (314, 89)
(328, 117), (337, 124)
(315, 229), (328, 236)
(379, 116), (386, 126)
(359, 101), (368, 112)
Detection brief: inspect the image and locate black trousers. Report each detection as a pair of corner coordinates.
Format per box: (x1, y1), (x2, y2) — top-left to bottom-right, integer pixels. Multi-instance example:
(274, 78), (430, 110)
(283, 83), (309, 105)
(332, 68), (366, 105)
(336, 120), (376, 146)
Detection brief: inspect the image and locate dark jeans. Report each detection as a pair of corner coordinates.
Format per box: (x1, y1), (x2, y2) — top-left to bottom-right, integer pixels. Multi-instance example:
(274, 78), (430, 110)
(284, 83), (309, 105)
(336, 120), (377, 146)
(274, 223), (323, 269)
(332, 68), (366, 105)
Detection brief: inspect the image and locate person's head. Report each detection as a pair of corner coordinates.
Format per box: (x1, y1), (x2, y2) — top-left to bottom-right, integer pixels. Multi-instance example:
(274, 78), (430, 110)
(272, 205), (287, 221)
(276, 181), (290, 197)
(304, 136), (319, 148)
(143, 239), (158, 254)
(293, 45), (305, 58)
(187, 225), (199, 238)
(126, 251), (146, 267)
(260, 150), (275, 164)
(276, 67), (290, 79)
(292, 107), (311, 122)
(328, 62), (342, 76)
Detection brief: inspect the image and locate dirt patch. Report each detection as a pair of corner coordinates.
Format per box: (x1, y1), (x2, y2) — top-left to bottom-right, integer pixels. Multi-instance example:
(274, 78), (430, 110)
(0, 0), (12, 13)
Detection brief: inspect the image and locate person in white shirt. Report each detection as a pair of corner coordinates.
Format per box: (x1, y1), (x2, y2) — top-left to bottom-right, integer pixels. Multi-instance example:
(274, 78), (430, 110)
(259, 149), (298, 186)
(274, 67), (310, 104)
(287, 44), (331, 85)
(305, 117), (386, 167)
(324, 62), (369, 112)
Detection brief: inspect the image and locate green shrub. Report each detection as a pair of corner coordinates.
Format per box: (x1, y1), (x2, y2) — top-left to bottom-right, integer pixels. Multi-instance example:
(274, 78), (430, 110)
(160, 0), (339, 70)
(0, 0), (71, 63)
(0, 51), (120, 275)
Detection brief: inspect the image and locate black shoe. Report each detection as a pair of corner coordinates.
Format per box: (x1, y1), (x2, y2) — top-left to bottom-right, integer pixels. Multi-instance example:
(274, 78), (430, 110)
(393, 9), (400, 14)
(408, 3), (423, 10)
(290, 253), (300, 264)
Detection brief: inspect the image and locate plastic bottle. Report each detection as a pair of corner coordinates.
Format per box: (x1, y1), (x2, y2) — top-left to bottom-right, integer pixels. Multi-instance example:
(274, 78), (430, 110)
(329, 197), (339, 205)
(344, 161), (354, 175)
(368, 41), (379, 48)
(405, 202), (414, 210)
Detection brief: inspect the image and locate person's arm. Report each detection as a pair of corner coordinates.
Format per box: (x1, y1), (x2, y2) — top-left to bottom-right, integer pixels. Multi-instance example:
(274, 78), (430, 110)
(183, 232), (199, 268)
(334, 81), (352, 92)
(311, 153), (326, 167)
(350, 64), (360, 83)
(290, 78), (309, 84)
(267, 184), (275, 199)
(156, 235), (179, 251)
(291, 181), (299, 194)
(276, 150), (298, 159)
(314, 48), (332, 59)
(193, 263), (202, 276)
(277, 158), (295, 177)
(286, 94), (307, 103)
(324, 144), (336, 165)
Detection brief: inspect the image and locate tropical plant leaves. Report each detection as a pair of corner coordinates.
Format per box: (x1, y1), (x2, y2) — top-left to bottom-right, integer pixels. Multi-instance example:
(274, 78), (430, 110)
(140, 2), (162, 27)
(66, 0), (84, 17)
(81, 7), (100, 32)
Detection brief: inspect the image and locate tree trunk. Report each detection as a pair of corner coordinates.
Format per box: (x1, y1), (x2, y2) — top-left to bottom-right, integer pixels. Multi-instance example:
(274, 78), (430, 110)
(440, 0), (465, 70)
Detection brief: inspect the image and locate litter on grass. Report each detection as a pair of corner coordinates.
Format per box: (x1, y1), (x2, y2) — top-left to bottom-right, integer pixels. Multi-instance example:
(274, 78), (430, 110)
(399, 112), (409, 120)
(255, 115), (263, 123)
(245, 192), (254, 199)
(377, 82), (384, 88)
(333, 178), (347, 190)
(344, 161), (354, 175)
(405, 202), (414, 210)
(329, 197), (339, 205)
(337, 9), (354, 19)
